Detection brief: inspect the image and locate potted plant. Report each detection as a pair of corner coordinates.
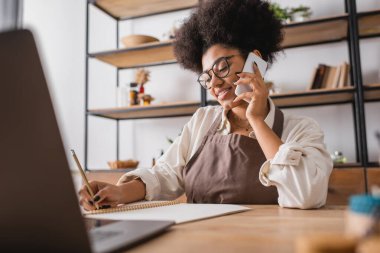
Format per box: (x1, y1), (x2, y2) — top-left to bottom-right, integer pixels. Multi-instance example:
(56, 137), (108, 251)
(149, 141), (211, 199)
(269, 3), (291, 24)
(289, 5), (312, 22)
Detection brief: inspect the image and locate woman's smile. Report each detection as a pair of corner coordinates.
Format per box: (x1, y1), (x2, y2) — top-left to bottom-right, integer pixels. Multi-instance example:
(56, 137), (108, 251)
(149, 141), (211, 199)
(216, 86), (233, 100)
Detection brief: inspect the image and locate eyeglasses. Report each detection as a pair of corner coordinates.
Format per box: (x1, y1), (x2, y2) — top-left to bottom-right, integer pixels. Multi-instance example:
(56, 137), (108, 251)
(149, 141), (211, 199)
(197, 55), (238, 89)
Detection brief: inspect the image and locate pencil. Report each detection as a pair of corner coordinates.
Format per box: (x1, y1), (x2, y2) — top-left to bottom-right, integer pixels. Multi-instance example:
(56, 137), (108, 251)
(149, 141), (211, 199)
(70, 149), (99, 210)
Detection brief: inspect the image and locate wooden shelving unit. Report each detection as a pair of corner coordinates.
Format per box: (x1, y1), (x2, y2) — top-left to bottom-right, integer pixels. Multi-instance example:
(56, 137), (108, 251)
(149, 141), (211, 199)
(91, 0), (198, 20)
(88, 101), (200, 120)
(86, 1), (380, 172)
(87, 8), (380, 119)
(89, 10), (380, 69)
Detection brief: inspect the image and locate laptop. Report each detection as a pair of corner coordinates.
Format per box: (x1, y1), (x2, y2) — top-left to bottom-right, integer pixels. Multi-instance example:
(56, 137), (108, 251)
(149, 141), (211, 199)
(0, 29), (174, 253)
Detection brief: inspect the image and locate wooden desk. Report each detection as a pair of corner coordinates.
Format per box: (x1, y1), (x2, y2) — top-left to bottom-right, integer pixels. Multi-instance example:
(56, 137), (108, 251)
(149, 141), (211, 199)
(126, 205), (347, 253)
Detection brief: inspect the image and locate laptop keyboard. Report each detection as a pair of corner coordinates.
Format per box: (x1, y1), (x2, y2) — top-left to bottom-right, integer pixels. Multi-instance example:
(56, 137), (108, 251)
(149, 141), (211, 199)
(91, 230), (122, 242)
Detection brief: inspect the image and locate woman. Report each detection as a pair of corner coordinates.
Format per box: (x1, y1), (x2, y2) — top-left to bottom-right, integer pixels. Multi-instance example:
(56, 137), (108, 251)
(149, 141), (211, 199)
(79, 0), (333, 210)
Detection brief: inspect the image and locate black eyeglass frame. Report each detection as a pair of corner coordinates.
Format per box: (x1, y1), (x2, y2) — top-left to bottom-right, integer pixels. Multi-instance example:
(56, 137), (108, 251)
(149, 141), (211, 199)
(197, 54), (241, 90)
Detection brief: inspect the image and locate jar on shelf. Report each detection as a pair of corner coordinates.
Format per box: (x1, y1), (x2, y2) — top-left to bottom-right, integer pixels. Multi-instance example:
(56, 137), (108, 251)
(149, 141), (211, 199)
(331, 151), (347, 164)
(116, 83), (129, 107)
(129, 82), (138, 106)
(138, 83), (145, 94)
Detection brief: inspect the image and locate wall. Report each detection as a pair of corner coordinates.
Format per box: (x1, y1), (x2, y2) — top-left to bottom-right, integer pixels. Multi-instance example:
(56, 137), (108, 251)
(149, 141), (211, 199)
(23, 0), (86, 170)
(0, 0), (22, 31)
(23, 0), (380, 170)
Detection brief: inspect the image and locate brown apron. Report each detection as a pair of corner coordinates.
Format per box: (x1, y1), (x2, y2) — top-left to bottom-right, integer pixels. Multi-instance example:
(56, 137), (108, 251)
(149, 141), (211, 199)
(183, 107), (284, 204)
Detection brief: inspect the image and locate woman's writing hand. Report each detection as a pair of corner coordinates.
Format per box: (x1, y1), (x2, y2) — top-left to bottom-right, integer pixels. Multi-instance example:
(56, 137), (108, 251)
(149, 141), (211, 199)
(78, 181), (124, 211)
(233, 63), (269, 122)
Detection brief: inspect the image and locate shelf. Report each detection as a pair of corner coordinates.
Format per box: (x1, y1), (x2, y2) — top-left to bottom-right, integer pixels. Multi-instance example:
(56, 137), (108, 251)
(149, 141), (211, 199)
(91, 0), (198, 20)
(88, 101), (200, 120)
(367, 163), (380, 168)
(358, 10), (380, 39)
(283, 10), (380, 48)
(89, 88), (357, 120)
(89, 40), (175, 69)
(206, 88), (354, 109)
(334, 163), (362, 169)
(282, 15), (348, 49)
(270, 87), (355, 108)
(364, 83), (380, 102)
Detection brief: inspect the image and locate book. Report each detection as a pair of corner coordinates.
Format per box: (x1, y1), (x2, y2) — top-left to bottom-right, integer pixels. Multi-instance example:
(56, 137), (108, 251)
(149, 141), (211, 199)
(325, 66), (338, 89)
(308, 67), (319, 90)
(318, 64), (329, 89)
(309, 62), (350, 90)
(338, 62), (350, 88)
(84, 200), (251, 224)
(332, 64), (342, 89)
(310, 64), (327, 90)
(320, 65), (331, 89)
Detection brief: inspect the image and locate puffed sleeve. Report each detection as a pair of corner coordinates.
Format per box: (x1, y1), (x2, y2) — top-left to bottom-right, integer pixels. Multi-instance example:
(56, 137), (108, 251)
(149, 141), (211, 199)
(259, 117), (333, 209)
(116, 107), (213, 200)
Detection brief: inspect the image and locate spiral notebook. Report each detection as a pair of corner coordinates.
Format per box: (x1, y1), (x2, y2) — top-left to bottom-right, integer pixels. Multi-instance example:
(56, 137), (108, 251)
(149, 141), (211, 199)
(84, 201), (250, 224)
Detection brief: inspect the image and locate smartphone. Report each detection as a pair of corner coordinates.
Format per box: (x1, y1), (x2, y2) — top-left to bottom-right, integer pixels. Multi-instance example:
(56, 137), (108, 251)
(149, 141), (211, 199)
(235, 52), (268, 96)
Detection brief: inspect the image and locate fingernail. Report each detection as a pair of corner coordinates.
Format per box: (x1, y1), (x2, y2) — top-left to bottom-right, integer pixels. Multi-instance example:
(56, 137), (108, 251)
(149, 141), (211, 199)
(235, 72), (241, 77)
(89, 200), (94, 205)
(93, 195), (100, 202)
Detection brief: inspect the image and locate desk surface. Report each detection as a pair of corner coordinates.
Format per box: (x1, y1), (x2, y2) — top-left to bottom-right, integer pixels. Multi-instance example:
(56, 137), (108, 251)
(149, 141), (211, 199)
(126, 205), (347, 253)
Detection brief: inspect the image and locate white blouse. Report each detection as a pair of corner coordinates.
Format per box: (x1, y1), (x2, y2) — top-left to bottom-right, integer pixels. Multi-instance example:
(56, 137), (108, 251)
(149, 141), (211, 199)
(118, 99), (333, 209)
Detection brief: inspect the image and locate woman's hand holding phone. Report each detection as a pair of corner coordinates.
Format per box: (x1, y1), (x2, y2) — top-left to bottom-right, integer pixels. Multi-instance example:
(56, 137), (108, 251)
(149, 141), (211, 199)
(233, 54), (269, 123)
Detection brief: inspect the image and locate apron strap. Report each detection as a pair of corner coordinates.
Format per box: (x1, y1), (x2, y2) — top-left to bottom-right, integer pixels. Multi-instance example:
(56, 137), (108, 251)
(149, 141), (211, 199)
(183, 113), (222, 170)
(272, 107), (284, 138)
(206, 113), (222, 136)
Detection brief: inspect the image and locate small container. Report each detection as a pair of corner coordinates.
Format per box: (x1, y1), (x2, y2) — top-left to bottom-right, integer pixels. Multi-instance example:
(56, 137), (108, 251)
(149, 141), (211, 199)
(116, 84), (128, 107)
(139, 84), (145, 94)
(129, 82), (138, 106)
(345, 195), (380, 238)
(331, 151), (347, 164)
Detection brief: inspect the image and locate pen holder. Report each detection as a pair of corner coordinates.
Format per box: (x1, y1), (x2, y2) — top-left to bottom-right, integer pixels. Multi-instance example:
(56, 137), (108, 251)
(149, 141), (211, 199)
(345, 195), (380, 238)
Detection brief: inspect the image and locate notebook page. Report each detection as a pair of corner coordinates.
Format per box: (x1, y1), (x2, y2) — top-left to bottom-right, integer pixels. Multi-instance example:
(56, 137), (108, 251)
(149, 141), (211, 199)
(85, 203), (250, 224)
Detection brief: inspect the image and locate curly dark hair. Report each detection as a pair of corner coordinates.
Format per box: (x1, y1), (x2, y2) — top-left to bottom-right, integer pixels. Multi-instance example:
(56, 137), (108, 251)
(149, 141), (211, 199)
(173, 0), (283, 74)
